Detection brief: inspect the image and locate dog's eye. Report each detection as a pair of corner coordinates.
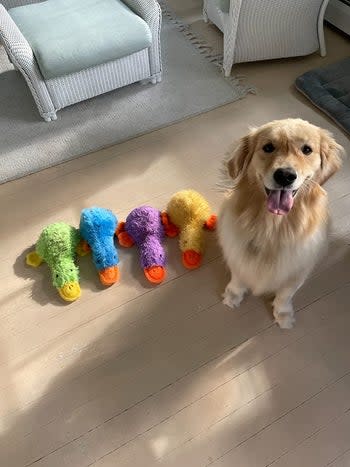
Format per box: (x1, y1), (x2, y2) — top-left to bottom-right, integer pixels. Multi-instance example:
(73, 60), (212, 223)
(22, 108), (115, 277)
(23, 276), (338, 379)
(301, 144), (312, 155)
(262, 143), (275, 153)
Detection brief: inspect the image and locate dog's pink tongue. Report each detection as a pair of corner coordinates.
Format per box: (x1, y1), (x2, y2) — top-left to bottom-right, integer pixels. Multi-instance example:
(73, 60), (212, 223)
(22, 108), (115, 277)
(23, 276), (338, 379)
(267, 189), (294, 215)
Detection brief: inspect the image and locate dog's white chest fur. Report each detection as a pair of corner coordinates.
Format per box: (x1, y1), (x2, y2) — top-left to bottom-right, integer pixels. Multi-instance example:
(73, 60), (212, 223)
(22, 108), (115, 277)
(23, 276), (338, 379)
(218, 197), (327, 296)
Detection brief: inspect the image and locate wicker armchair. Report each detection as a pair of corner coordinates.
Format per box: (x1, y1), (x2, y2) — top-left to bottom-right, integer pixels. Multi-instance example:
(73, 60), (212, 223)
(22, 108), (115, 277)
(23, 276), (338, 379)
(0, 0), (162, 121)
(203, 0), (330, 77)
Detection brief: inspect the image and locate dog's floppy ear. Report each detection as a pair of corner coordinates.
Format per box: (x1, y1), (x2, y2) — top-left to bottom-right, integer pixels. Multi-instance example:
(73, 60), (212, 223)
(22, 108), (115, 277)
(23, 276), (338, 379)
(227, 133), (254, 180)
(316, 130), (344, 185)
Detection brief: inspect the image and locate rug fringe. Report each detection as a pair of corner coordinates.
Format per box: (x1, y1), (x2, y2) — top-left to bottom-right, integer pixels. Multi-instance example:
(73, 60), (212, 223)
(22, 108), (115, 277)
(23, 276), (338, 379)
(159, 0), (256, 97)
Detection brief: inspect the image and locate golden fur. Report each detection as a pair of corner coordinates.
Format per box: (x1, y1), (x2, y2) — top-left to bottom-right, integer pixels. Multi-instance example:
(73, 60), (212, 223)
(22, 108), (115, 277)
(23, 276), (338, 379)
(218, 118), (343, 329)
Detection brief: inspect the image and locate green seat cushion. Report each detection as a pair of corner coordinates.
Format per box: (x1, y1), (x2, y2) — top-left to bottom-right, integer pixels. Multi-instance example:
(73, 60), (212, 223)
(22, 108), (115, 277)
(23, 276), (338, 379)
(9, 0), (152, 79)
(220, 0), (230, 13)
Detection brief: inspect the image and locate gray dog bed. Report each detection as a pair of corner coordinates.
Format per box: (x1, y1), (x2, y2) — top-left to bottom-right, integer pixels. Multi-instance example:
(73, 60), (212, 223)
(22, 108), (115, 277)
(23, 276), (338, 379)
(296, 57), (350, 135)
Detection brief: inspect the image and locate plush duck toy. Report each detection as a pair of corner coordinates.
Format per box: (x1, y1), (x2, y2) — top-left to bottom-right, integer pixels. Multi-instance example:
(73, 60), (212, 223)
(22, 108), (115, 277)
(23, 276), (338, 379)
(165, 190), (217, 269)
(117, 206), (176, 284)
(26, 222), (83, 302)
(79, 207), (120, 286)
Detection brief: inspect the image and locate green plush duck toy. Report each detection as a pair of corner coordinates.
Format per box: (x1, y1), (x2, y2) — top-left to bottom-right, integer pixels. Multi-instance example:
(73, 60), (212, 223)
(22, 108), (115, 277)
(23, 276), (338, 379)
(26, 222), (84, 302)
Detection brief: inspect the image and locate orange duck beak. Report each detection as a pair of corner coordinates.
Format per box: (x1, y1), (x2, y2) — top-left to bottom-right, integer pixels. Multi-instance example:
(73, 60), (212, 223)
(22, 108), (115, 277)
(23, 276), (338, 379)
(58, 281), (81, 302)
(99, 266), (120, 285)
(144, 265), (166, 284)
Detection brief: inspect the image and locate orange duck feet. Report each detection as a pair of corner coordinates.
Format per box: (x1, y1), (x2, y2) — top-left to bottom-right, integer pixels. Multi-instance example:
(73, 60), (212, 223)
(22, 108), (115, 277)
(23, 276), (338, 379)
(161, 212), (179, 238)
(204, 214), (217, 231)
(182, 250), (202, 269)
(117, 231), (135, 248)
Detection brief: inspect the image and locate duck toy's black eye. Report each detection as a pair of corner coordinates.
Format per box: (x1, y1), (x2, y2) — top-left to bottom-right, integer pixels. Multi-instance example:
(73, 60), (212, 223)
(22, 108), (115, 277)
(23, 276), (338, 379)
(263, 143), (275, 153)
(302, 145), (312, 155)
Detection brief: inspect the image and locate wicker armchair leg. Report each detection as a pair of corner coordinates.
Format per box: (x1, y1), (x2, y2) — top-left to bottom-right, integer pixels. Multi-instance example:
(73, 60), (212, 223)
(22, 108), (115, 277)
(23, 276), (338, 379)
(141, 72), (162, 85)
(203, 8), (208, 22)
(41, 110), (58, 122)
(318, 0), (330, 56)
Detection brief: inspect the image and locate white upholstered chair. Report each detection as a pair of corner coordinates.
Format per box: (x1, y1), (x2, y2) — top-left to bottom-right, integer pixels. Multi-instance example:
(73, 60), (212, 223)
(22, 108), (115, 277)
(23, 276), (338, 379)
(0, 0), (162, 121)
(203, 0), (331, 77)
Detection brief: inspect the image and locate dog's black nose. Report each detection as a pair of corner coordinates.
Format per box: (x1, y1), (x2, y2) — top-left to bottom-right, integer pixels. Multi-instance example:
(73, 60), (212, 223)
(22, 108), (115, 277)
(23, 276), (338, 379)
(273, 168), (297, 187)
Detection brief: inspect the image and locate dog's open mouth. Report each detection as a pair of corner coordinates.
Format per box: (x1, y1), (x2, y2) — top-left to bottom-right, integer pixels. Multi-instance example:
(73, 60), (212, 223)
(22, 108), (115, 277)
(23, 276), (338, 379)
(264, 187), (298, 215)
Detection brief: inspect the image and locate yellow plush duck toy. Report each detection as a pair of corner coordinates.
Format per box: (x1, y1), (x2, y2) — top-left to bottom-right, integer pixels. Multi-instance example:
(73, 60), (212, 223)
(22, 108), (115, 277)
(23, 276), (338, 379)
(164, 190), (217, 269)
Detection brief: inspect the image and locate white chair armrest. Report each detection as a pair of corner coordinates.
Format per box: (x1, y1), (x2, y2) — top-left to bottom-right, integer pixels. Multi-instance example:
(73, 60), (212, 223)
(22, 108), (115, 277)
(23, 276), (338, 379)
(123, 0), (161, 26)
(122, 0), (162, 75)
(0, 0), (44, 9)
(0, 4), (55, 116)
(0, 4), (40, 80)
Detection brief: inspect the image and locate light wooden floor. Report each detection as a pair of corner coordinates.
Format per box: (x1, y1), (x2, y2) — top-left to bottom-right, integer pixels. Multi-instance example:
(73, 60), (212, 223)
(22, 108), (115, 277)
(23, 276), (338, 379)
(1, 2), (350, 466)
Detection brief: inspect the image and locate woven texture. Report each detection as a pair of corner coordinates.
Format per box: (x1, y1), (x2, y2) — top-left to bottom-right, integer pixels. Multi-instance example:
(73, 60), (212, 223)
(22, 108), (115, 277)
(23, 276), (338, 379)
(0, 4), (55, 117)
(47, 50), (150, 110)
(296, 57), (350, 136)
(124, 0), (162, 76)
(1, 0), (43, 7)
(8, 0), (153, 79)
(204, 0), (330, 76)
(0, 0), (161, 120)
(0, 4), (253, 184)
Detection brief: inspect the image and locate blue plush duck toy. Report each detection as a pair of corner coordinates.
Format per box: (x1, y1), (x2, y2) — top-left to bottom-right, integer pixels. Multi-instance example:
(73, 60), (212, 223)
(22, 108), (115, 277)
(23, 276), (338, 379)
(79, 207), (120, 285)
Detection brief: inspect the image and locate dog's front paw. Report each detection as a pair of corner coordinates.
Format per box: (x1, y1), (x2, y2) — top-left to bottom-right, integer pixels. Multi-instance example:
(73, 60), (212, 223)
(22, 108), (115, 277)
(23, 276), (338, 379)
(274, 311), (295, 329)
(222, 290), (243, 309)
(273, 298), (296, 329)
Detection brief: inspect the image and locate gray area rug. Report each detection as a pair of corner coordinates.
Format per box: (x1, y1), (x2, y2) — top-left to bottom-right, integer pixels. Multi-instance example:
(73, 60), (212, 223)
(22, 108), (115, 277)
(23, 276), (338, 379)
(0, 4), (253, 184)
(296, 57), (350, 136)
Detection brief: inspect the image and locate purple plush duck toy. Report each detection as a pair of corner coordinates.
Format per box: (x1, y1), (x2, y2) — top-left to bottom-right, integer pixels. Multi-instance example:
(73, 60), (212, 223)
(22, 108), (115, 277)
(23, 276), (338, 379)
(117, 206), (174, 284)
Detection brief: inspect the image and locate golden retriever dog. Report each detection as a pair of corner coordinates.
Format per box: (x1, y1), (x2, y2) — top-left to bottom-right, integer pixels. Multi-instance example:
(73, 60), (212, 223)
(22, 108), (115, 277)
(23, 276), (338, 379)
(218, 118), (343, 329)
